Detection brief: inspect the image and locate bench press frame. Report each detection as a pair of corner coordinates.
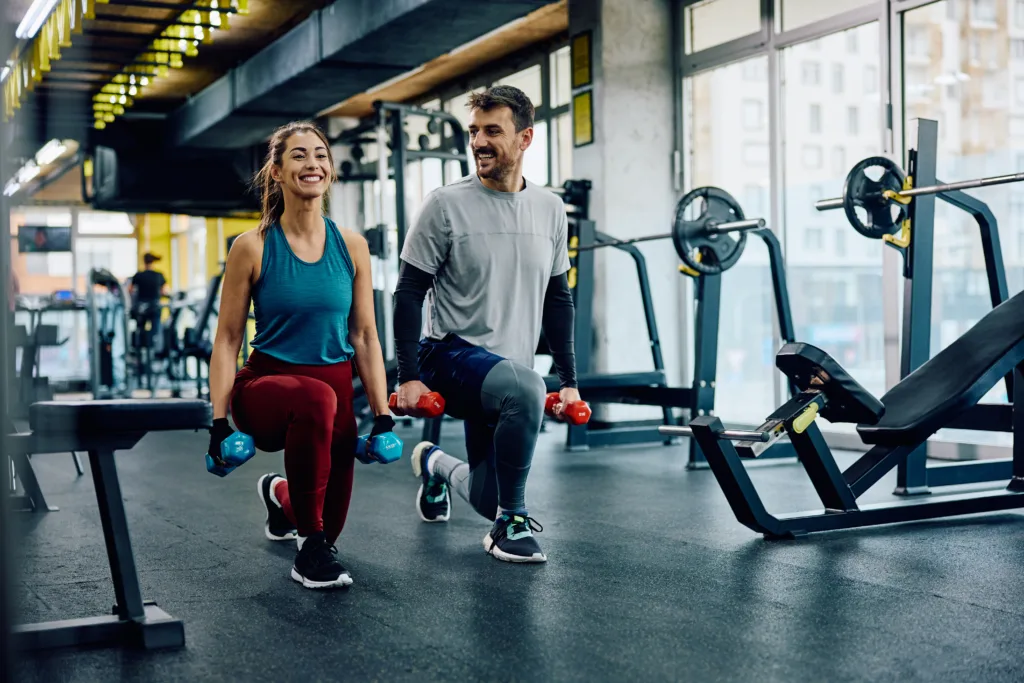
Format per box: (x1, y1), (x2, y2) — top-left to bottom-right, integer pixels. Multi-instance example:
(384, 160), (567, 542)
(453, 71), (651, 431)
(685, 365), (1024, 539)
(888, 119), (1015, 493)
(7, 430), (185, 651)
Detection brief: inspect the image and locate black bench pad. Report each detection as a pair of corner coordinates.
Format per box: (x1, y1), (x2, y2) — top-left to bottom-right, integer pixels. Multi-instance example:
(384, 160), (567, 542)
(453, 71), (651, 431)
(30, 399), (212, 435)
(858, 290), (1024, 445)
(776, 343), (885, 425)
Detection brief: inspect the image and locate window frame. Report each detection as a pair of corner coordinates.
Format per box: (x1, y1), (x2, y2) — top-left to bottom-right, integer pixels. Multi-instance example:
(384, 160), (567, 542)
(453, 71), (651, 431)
(410, 36), (571, 189)
(675, 0), (893, 448)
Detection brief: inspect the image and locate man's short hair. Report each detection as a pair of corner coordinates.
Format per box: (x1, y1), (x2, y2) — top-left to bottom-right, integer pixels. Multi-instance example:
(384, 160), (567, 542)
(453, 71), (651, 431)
(467, 85), (535, 132)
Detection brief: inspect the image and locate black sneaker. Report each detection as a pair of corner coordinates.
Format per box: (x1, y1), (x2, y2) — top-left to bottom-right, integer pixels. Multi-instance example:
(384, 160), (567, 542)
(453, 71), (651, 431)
(411, 441), (451, 523)
(484, 514), (547, 563)
(257, 473), (297, 541)
(290, 532), (353, 589)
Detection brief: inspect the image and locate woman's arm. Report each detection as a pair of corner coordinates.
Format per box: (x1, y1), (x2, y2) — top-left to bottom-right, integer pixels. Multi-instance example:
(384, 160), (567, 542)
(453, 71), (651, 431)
(209, 232), (257, 420)
(344, 230), (390, 417)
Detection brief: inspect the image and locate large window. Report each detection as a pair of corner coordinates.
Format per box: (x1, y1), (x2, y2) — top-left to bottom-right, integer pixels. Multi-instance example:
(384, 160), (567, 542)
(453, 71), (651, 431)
(777, 0), (875, 33)
(681, 3), (889, 432)
(678, 0), (1024, 454)
(684, 0), (762, 54)
(782, 23), (886, 409)
(684, 56), (776, 424)
(902, 0), (1024, 417)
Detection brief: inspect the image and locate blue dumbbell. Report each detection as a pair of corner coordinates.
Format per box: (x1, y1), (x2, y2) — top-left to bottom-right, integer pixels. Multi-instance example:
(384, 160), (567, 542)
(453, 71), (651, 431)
(355, 432), (404, 465)
(206, 431), (257, 477)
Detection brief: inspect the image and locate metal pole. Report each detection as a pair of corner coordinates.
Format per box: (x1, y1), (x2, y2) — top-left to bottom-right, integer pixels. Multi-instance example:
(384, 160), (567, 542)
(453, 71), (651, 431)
(375, 109), (394, 363)
(687, 274), (722, 469)
(816, 170), (1024, 211)
(757, 229), (798, 398)
(119, 278), (131, 395)
(894, 119), (938, 497)
(1, 92), (15, 683)
(659, 425), (770, 442)
(390, 110), (408, 255)
(574, 218), (766, 251)
(815, 197), (845, 211)
(87, 274), (100, 397)
(898, 172), (1024, 197)
(706, 218), (767, 233)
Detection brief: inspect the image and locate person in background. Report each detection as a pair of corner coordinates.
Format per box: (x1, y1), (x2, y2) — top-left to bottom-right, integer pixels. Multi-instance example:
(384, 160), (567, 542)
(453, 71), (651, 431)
(129, 253), (168, 353)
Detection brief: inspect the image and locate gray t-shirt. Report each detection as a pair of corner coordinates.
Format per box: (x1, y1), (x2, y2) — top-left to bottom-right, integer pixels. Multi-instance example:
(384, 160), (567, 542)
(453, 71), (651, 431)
(401, 174), (571, 367)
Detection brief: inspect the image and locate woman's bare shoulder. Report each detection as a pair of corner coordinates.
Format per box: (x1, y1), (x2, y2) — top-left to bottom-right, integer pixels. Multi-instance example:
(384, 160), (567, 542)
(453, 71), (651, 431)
(226, 228), (265, 281)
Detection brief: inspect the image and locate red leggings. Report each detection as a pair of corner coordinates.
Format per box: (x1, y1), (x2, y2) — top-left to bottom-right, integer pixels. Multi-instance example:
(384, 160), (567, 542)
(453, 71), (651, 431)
(230, 350), (357, 543)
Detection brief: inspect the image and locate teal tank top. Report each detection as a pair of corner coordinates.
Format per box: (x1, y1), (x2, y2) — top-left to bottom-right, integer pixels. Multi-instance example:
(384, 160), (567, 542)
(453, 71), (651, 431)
(249, 217), (355, 365)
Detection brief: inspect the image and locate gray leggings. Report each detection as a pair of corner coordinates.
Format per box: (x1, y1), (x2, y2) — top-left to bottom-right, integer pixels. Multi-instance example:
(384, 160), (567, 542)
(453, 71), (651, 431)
(430, 360), (546, 518)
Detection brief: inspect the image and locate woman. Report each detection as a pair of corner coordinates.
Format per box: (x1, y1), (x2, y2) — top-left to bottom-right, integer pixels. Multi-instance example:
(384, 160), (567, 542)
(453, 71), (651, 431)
(207, 121), (394, 589)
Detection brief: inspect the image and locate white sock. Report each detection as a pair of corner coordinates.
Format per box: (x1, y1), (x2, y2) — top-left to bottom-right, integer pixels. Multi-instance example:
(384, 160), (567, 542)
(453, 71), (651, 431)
(296, 535), (306, 551)
(426, 451), (441, 477)
(268, 477), (283, 507)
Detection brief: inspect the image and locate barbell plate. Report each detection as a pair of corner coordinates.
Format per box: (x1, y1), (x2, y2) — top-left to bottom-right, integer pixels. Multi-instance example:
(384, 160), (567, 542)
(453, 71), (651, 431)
(672, 187), (747, 276)
(842, 156), (907, 239)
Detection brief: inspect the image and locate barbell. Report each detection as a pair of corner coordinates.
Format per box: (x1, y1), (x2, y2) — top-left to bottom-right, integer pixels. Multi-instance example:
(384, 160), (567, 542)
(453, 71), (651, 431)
(815, 155), (1024, 239)
(573, 186), (766, 276)
(658, 425), (771, 442)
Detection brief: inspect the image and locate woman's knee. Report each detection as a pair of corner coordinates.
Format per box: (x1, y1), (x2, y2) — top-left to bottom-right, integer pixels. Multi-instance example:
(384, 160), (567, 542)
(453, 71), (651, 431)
(292, 378), (338, 423)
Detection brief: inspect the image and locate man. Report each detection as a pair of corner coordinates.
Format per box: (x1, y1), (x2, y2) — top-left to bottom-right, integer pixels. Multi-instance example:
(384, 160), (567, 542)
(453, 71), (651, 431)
(129, 252), (168, 352)
(392, 85), (579, 564)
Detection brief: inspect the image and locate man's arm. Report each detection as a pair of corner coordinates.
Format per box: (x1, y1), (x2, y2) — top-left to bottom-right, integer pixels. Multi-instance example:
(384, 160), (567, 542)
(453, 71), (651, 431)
(393, 191), (450, 389)
(393, 262), (435, 384)
(541, 272), (576, 389)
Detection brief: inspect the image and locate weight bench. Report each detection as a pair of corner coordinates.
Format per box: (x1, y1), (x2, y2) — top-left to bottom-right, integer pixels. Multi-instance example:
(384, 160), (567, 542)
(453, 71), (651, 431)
(663, 288), (1024, 538)
(9, 398), (211, 651)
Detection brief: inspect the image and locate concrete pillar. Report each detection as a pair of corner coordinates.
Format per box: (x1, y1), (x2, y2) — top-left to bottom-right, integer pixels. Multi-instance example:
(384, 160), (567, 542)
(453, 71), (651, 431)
(569, 0), (684, 420)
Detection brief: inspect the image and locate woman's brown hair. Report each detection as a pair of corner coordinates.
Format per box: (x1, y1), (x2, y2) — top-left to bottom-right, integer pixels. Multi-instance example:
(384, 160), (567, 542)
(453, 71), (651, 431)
(253, 121), (337, 237)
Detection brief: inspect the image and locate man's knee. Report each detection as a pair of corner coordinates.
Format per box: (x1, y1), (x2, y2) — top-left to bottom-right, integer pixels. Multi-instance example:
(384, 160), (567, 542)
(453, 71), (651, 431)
(506, 364), (546, 426)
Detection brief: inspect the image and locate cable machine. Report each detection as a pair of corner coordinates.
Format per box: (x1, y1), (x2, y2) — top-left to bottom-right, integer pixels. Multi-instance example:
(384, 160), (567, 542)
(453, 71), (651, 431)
(86, 268), (131, 399)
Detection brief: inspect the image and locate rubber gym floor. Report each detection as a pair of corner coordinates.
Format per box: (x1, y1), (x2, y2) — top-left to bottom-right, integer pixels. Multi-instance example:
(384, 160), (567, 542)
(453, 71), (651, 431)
(10, 419), (1024, 683)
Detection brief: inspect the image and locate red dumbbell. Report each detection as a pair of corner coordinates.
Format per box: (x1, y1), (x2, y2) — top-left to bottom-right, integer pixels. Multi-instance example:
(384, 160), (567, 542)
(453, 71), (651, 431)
(544, 392), (592, 425)
(389, 391), (446, 418)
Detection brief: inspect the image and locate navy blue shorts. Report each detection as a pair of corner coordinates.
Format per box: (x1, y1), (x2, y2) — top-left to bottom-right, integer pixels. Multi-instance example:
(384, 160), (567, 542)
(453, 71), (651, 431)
(418, 335), (504, 421)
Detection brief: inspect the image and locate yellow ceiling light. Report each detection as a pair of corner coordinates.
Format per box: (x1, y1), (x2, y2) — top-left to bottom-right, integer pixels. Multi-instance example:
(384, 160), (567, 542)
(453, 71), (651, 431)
(2, 0), (84, 122)
(94, 0), (248, 128)
(3, 0), (248, 126)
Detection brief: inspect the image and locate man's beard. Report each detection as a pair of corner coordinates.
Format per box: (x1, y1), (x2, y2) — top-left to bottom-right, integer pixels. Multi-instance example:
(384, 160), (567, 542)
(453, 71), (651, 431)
(474, 148), (512, 180)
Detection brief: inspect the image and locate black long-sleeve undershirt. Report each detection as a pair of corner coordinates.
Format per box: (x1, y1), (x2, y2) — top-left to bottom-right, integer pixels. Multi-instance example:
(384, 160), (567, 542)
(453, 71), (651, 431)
(393, 261), (434, 385)
(392, 261), (578, 389)
(541, 272), (577, 389)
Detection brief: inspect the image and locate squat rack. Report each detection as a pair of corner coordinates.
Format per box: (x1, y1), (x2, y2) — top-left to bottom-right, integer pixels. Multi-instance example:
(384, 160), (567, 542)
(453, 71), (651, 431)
(884, 119), (1011, 492)
(333, 100), (470, 359)
(553, 183), (799, 461)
